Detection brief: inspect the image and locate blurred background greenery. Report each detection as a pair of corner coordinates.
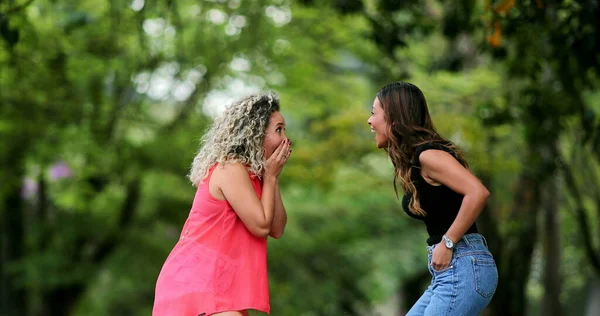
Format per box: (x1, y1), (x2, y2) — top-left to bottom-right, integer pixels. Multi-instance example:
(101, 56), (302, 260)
(1, 0), (600, 315)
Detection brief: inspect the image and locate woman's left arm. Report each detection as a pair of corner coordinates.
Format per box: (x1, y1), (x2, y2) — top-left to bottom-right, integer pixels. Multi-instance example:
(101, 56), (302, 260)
(420, 150), (490, 243)
(269, 181), (288, 239)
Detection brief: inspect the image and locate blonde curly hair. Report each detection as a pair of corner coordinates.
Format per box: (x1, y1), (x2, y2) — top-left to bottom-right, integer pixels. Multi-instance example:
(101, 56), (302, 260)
(188, 92), (280, 186)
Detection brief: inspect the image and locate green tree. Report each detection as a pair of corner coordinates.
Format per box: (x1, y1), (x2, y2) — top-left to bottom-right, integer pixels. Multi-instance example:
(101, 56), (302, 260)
(0, 0), (308, 314)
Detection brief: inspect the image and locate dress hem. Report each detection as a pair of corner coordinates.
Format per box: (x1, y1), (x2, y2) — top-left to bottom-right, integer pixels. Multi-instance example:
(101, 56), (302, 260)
(206, 305), (270, 315)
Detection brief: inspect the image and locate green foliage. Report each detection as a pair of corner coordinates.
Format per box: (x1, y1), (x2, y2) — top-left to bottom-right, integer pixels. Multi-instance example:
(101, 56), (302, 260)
(2, 0), (600, 315)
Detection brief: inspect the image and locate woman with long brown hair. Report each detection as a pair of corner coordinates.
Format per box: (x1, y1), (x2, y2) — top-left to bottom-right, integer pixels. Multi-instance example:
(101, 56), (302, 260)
(368, 82), (498, 315)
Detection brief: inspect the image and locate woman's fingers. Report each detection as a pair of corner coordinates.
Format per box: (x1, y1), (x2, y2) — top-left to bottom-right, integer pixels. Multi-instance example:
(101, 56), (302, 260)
(277, 140), (289, 161)
(267, 140), (285, 163)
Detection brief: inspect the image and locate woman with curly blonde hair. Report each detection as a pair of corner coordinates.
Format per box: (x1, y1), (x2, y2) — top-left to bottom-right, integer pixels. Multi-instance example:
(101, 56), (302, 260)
(153, 92), (291, 316)
(368, 82), (498, 315)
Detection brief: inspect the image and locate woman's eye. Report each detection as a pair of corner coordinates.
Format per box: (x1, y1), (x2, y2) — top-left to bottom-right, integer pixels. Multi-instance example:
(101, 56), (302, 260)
(276, 127), (281, 132)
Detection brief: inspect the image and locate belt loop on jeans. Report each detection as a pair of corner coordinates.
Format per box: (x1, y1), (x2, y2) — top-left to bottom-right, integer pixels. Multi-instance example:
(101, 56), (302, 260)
(461, 235), (472, 248)
(427, 244), (434, 253)
(481, 234), (488, 248)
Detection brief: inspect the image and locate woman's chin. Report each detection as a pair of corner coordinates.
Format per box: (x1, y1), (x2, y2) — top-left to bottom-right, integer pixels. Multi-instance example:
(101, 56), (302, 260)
(373, 134), (388, 149)
(373, 137), (383, 148)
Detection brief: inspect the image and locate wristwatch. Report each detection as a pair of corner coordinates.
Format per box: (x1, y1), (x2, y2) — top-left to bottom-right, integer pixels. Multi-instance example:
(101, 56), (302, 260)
(442, 235), (455, 250)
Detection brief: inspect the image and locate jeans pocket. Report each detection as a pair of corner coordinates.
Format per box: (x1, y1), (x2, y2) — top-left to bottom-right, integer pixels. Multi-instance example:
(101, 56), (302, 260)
(472, 256), (498, 298)
(432, 263), (453, 273)
(432, 256), (456, 274)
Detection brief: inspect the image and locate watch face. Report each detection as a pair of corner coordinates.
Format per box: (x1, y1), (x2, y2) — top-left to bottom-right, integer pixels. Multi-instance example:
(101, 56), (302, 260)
(444, 237), (453, 248)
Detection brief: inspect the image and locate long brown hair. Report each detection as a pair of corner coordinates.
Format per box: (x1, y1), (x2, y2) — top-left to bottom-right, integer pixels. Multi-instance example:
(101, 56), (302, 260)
(377, 82), (469, 216)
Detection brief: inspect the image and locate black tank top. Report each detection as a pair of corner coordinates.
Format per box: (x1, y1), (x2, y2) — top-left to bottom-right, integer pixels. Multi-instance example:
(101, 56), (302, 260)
(401, 142), (478, 245)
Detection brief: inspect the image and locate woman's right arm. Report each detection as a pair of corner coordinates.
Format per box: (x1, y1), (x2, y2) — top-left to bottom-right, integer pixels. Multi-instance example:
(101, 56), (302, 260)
(217, 163), (277, 238)
(215, 141), (289, 238)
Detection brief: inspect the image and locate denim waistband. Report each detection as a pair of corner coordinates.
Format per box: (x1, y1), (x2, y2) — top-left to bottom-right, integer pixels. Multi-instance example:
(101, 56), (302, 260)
(459, 233), (488, 248)
(428, 233), (488, 251)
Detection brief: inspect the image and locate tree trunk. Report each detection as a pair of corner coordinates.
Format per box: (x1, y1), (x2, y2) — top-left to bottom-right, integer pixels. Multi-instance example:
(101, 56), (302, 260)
(37, 178), (141, 315)
(475, 136), (502, 316)
(43, 284), (85, 316)
(541, 174), (562, 316)
(476, 136), (501, 274)
(586, 278), (600, 316)
(487, 173), (541, 316)
(0, 144), (28, 315)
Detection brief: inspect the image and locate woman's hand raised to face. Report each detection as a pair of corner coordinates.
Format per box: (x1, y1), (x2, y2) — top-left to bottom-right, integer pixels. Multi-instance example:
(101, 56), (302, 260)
(265, 139), (291, 179)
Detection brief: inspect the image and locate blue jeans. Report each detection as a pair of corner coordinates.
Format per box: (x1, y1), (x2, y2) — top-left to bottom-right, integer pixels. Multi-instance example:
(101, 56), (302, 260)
(406, 233), (498, 316)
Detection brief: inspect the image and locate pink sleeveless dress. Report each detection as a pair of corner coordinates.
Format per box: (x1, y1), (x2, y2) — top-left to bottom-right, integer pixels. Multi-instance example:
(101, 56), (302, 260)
(153, 164), (270, 315)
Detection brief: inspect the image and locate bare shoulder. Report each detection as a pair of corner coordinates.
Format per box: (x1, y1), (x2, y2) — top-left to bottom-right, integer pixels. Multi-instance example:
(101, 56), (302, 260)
(210, 162), (253, 200)
(217, 161), (248, 172)
(212, 161), (250, 181)
(418, 149), (468, 185)
(418, 147), (488, 196)
(418, 149), (459, 169)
